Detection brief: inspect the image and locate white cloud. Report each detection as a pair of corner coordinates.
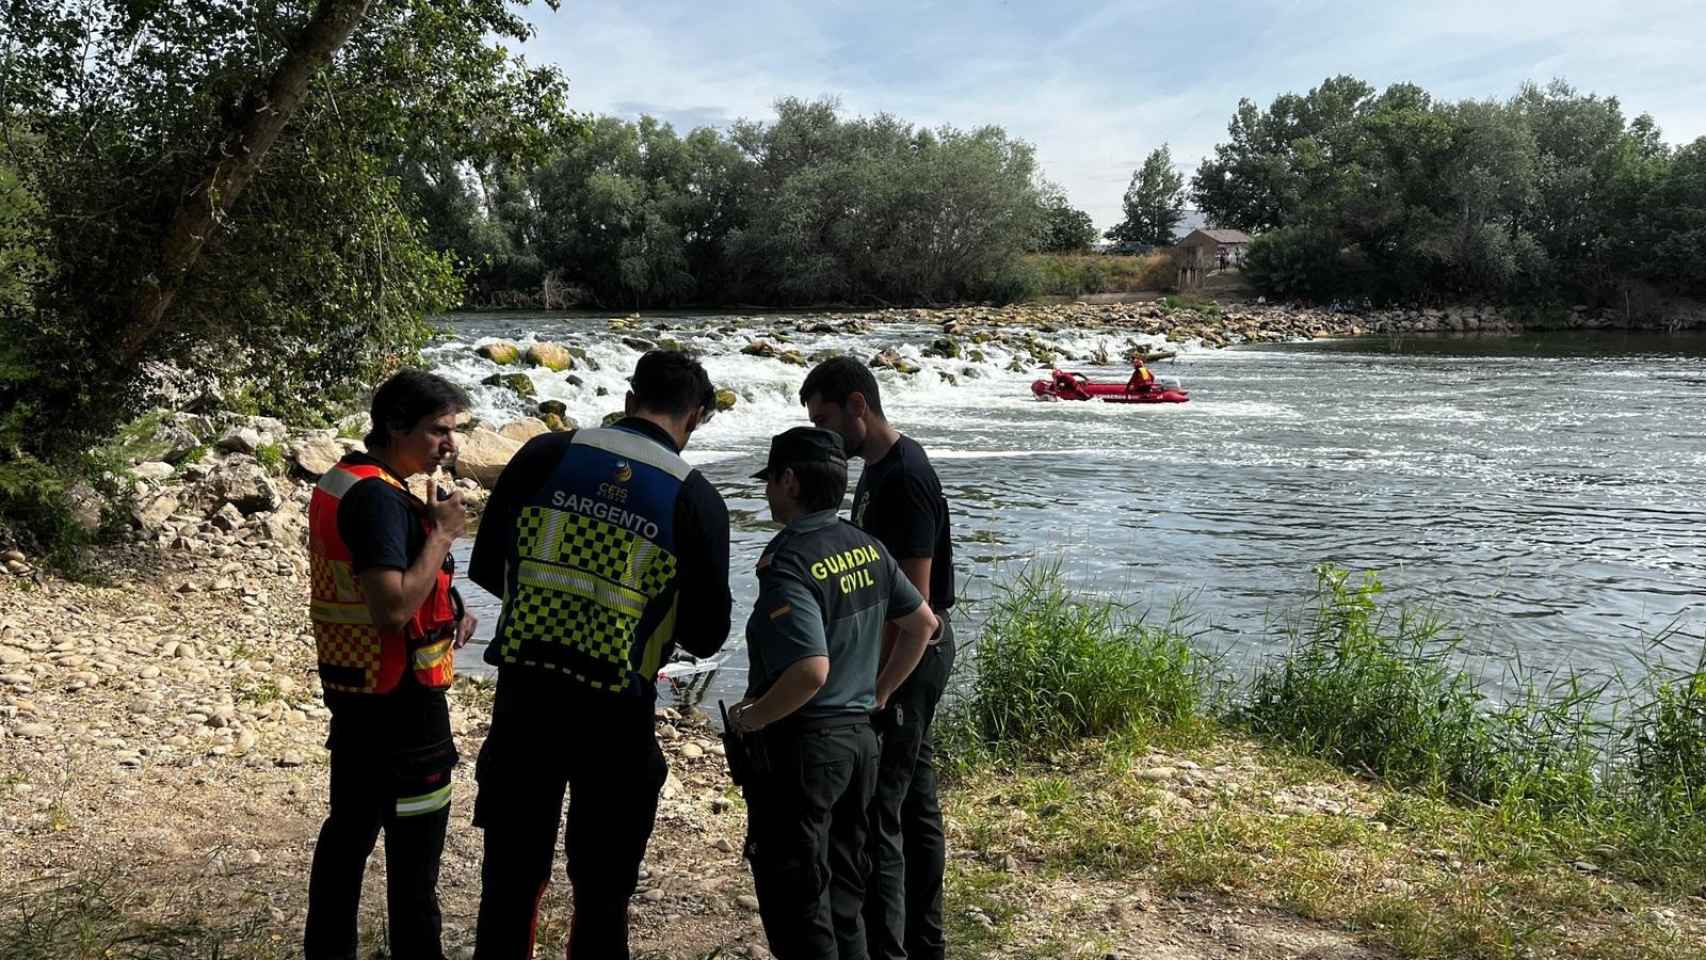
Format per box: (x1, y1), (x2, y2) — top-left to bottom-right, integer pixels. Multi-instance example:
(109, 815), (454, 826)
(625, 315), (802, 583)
(524, 1), (1706, 232)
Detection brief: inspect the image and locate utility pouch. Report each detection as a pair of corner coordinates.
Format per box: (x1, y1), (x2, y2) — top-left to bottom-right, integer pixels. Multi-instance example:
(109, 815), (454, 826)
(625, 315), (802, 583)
(718, 701), (772, 787)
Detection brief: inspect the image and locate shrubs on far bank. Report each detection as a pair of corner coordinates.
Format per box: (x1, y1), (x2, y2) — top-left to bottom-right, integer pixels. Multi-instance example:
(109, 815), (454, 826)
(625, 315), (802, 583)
(947, 562), (1706, 889)
(1025, 253), (1176, 298)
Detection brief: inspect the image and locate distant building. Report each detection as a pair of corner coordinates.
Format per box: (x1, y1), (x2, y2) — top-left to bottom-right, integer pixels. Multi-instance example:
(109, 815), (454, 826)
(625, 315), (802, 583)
(1179, 228), (1253, 270)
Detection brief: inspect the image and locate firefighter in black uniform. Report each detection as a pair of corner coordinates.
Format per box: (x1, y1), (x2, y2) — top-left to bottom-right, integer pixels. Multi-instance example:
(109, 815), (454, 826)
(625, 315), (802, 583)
(467, 351), (733, 959)
(801, 357), (957, 960)
(729, 427), (939, 960)
(304, 370), (477, 960)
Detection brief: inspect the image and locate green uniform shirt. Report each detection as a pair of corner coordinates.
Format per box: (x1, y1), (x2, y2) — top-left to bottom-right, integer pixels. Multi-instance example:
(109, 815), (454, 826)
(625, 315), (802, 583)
(744, 510), (923, 721)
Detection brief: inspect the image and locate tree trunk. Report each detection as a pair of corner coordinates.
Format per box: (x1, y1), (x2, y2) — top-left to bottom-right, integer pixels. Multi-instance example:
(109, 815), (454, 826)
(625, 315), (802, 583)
(120, 0), (375, 367)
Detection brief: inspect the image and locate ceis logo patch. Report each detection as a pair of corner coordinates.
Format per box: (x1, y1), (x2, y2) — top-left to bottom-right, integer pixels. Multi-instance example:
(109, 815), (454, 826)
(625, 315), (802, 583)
(613, 460), (633, 483)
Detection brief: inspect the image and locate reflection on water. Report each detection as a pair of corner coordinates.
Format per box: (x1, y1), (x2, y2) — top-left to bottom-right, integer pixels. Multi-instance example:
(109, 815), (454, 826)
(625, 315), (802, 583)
(443, 319), (1706, 709)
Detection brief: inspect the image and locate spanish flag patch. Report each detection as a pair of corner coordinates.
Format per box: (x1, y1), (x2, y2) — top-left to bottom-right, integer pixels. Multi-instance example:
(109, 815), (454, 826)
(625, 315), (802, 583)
(768, 604), (792, 621)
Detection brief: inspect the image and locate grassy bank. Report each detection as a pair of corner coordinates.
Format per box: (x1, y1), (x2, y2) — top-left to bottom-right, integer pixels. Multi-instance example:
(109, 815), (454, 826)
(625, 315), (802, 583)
(938, 564), (1706, 958)
(3, 562), (1701, 959)
(1025, 253), (1175, 297)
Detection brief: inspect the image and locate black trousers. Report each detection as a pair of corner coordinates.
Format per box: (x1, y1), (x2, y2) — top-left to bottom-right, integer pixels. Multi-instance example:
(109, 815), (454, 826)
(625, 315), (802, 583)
(864, 620), (955, 960)
(744, 720), (880, 960)
(304, 743), (455, 960)
(472, 694), (666, 960)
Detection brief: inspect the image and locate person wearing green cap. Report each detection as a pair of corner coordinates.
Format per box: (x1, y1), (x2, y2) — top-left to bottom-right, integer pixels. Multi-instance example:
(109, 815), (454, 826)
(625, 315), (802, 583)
(729, 426), (939, 960)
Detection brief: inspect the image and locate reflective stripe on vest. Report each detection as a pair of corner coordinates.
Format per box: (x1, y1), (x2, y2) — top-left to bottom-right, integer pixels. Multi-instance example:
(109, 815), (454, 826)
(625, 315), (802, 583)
(489, 427), (688, 695)
(307, 460), (457, 695)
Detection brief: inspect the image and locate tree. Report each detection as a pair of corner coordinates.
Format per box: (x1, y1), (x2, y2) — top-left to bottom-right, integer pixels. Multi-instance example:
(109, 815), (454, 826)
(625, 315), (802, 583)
(1034, 185), (1098, 252)
(0, 0), (572, 449)
(1191, 74), (1694, 307)
(1109, 146), (1185, 246)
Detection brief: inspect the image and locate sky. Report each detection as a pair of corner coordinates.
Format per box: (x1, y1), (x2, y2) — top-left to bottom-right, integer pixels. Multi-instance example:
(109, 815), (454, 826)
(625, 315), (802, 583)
(515, 0), (1706, 233)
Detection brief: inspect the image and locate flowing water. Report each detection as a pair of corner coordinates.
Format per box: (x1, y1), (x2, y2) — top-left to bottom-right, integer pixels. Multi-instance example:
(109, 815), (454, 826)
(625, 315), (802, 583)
(431, 312), (1706, 709)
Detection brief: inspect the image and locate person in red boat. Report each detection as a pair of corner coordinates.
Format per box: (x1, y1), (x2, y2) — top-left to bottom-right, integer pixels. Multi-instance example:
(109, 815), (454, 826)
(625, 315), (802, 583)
(1126, 354), (1156, 395)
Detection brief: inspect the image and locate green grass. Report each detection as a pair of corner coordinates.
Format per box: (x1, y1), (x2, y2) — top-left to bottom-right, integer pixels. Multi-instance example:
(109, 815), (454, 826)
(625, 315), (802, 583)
(1025, 253), (1174, 297)
(948, 562), (1706, 902)
(254, 443), (286, 474)
(945, 563), (1211, 765)
(1161, 292), (1223, 315)
(0, 877), (284, 960)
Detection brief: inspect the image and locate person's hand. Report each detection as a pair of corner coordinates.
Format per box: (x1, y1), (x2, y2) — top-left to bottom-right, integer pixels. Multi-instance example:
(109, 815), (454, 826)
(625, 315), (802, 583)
(429, 487), (466, 541)
(730, 699), (765, 735)
(454, 611), (478, 649)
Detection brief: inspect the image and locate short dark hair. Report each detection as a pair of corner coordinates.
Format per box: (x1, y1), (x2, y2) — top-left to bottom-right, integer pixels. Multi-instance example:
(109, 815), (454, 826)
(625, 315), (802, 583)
(365, 369), (470, 449)
(631, 350), (715, 418)
(799, 356), (884, 418)
(779, 459), (848, 512)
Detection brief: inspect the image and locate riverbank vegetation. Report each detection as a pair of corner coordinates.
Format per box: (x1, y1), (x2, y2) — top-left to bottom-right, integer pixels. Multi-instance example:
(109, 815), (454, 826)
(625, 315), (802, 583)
(417, 103), (1053, 310)
(1025, 252), (1176, 297)
(0, 1), (575, 554)
(939, 564), (1706, 957)
(1194, 77), (1706, 312)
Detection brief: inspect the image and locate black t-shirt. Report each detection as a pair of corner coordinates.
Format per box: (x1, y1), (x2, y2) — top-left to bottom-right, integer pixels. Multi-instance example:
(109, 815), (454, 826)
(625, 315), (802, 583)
(322, 453), (453, 755)
(851, 435), (955, 611)
(467, 419), (734, 698)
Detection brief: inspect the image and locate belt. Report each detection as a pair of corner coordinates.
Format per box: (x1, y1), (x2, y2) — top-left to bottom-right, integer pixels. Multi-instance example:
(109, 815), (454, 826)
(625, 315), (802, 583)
(772, 712), (871, 734)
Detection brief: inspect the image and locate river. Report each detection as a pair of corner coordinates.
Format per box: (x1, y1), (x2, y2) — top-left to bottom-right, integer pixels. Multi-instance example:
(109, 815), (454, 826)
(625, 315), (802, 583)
(430, 312), (1706, 709)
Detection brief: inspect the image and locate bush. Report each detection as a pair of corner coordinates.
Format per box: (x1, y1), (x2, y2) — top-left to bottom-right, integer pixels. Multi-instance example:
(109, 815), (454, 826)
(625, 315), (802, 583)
(1241, 226), (1351, 302)
(1026, 253), (1174, 296)
(959, 564), (1208, 756)
(0, 459), (85, 563)
(1239, 565), (1608, 814)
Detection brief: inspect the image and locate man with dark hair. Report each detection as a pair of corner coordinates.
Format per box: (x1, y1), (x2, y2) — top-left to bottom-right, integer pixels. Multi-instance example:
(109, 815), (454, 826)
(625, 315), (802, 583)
(468, 350), (732, 960)
(730, 426), (937, 960)
(305, 368), (477, 960)
(801, 355), (957, 960)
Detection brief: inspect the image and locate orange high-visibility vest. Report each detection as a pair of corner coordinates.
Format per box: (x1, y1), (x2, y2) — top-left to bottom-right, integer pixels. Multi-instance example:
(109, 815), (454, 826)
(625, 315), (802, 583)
(307, 460), (456, 695)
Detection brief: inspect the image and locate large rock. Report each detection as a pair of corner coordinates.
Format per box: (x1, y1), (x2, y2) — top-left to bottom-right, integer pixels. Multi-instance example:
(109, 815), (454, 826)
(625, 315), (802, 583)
(208, 457), (281, 515)
(542, 413), (575, 432)
(66, 481), (107, 535)
(133, 492), (179, 530)
(476, 340), (522, 365)
(132, 461), (175, 482)
(481, 372), (536, 400)
(216, 425), (263, 455)
(924, 337), (962, 359)
(262, 499), (306, 545)
(291, 438), (343, 478)
(497, 417), (550, 443)
(537, 400), (568, 418)
(150, 423), (202, 464)
(456, 429), (523, 487)
(524, 342), (575, 372)
(870, 349), (921, 375)
(714, 388), (738, 412)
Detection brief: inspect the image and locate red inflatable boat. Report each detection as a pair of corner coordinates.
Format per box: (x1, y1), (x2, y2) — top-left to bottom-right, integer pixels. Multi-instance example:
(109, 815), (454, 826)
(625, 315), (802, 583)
(1031, 369), (1190, 404)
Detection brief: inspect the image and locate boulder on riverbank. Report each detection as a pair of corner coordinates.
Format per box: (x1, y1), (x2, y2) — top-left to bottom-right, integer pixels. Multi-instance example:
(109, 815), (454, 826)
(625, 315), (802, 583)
(524, 342), (575, 372)
(475, 340), (522, 365)
(870, 348), (921, 375)
(481, 372), (536, 400)
(455, 428), (523, 487)
(497, 417), (550, 443)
